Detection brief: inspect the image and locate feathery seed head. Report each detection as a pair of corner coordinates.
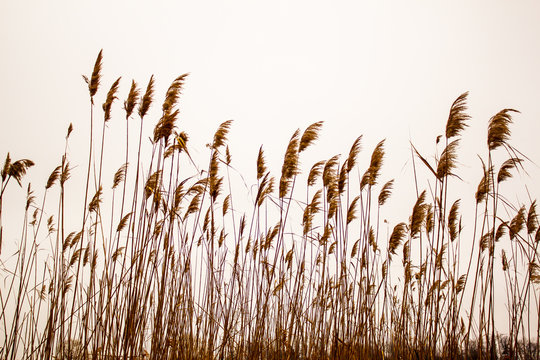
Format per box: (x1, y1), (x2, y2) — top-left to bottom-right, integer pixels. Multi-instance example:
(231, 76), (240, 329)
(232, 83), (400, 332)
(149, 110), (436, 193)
(281, 129), (300, 179)
(60, 161), (70, 186)
(476, 161), (493, 204)
(25, 184), (35, 211)
(410, 190), (426, 238)
(351, 239), (360, 258)
(510, 206), (526, 239)
(366, 140), (385, 187)
(448, 199), (461, 242)
(322, 155), (339, 188)
(212, 120), (233, 150)
(102, 77), (121, 122)
(445, 92), (470, 139)
(223, 194), (230, 216)
(495, 222), (507, 242)
(527, 200), (538, 234)
(88, 49), (103, 99)
(176, 131), (189, 151)
(8, 158), (35, 186)
(162, 73), (188, 115)
(425, 204), (434, 234)
(501, 250), (508, 271)
(320, 223), (332, 246)
(112, 163), (128, 189)
(145, 170), (162, 199)
(124, 79), (140, 119)
(488, 109), (519, 151)
(154, 109), (179, 143)
(66, 123), (73, 139)
(256, 146), (267, 180)
(347, 136), (362, 172)
(378, 179), (394, 206)
(338, 160), (348, 194)
(529, 261), (540, 284)
(46, 165), (62, 189)
(2, 153), (11, 182)
(456, 274), (467, 293)
(480, 231), (493, 253)
(88, 186), (103, 213)
(256, 172), (274, 207)
(303, 190), (322, 235)
(307, 160), (325, 187)
(279, 129), (300, 198)
(389, 222), (407, 260)
(497, 157), (523, 183)
(436, 139), (459, 180)
(347, 196), (360, 224)
(225, 145), (232, 165)
(138, 75), (155, 118)
(299, 121), (323, 153)
(117, 212), (131, 232)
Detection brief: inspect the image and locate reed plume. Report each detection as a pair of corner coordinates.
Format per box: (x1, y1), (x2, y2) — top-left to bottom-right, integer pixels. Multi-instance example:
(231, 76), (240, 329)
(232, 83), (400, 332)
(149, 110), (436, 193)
(138, 75), (155, 119)
(365, 139), (385, 187)
(2, 55), (539, 360)
(124, 80), (140, 119)
(299, 121), (323, 153)
(445, 91), (469, 139)
(103, 77), (121, 122)
(279, 129), (300, 198)
(84, 49), (103, 100)
(436, 139), (459, 179)
(378, 179), (394, 206)
(487, 108), (519, 151)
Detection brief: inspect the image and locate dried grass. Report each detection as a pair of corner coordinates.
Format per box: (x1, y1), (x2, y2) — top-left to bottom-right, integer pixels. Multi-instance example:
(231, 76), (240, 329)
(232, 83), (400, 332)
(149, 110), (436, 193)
(1, 52), (538, 360)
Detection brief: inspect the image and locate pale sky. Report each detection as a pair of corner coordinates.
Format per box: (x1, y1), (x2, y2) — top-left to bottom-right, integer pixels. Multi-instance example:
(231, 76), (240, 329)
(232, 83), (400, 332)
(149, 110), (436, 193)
(2, 1), (540, 180)
(2, 0), (540, 335)
(3, 0), (540, 227)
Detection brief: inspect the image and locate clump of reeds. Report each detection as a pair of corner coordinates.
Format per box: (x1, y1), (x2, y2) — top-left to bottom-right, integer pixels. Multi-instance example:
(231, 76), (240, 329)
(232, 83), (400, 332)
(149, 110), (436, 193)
(1, 51), (539, 360)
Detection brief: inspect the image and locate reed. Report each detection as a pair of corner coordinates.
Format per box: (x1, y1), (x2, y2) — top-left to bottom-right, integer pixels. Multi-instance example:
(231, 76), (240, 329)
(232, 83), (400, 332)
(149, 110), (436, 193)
(1, 51), (539, 360)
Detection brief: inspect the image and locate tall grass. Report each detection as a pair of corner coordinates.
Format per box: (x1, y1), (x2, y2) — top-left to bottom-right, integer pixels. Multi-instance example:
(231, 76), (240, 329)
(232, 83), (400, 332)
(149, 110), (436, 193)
(1, 51), (539, 359)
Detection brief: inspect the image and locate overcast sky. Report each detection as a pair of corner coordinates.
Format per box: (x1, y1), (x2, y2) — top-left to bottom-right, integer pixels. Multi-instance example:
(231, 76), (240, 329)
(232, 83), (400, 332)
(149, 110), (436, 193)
(3, 1), (540, 169)
(2, 0), (540, 334)
(2, 0), (539, 220)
